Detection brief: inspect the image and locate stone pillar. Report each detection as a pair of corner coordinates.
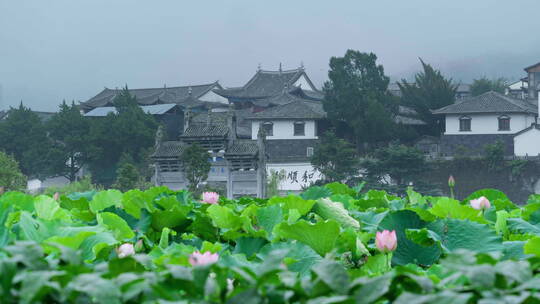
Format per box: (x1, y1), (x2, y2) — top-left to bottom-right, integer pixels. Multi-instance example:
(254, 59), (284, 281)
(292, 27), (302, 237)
(256, 123), (267, 198)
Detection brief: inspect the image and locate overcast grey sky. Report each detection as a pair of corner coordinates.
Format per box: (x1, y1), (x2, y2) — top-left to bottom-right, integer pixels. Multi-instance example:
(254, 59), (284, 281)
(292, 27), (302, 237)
(1, 0), (539, 111)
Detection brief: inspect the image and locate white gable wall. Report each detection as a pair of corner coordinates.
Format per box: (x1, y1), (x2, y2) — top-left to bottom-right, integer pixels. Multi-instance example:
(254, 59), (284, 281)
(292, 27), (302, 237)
(198, 90), (229, 104)
(252, 120), (317, 140)
(444, 113), (535, 135)
(515, 128), (540, 156)
(293, 74), (317, 91)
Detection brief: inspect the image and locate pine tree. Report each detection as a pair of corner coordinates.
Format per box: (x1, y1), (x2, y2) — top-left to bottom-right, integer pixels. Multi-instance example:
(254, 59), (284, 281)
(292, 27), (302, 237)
(47, 101), (92, 182)
(398, 59), (457, 136)
(323, 50), (395, 150)
(87, 87), (158, 185)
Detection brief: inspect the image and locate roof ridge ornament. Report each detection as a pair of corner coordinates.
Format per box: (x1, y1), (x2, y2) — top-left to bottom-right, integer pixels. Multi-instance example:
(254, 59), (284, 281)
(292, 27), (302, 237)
(279, 62), (282, 74)
(257, 63), (261, 72)
(188, 86), (192, 96)
(300, 61), (304, 70)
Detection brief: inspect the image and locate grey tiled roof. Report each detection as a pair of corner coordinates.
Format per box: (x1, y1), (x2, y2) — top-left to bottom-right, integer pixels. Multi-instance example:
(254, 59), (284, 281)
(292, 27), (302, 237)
(248, 97), (325, 120)
(81, 82), (222, 110)
(214, 68), (318, 99)
(189, 110), (252, 139)
(182, 123), (229, 137)
(151, 141), (185, 158)
(524, 61), (540, 71)
(432, 91), (537, 115)
(84, 104), (179, 117)
(226, 140), (258, 155)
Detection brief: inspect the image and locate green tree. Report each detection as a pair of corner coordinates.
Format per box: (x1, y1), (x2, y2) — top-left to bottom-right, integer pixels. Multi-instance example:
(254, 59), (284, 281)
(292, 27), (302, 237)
(323, 50), (395, 150)
(47, 101), (93, 182)
(363, 144), (427, 189)
(180, 144), (211, 192)
(311, 131), (359, 183)
(0, 151), (27, 191)
(87, 87), (158, 185)
(113, 155), (141, 192)
(483, 140), (505, 171)
(398, 59), (458, 136)
(0, 103), (51, 177)
(470, 77), (507, 96)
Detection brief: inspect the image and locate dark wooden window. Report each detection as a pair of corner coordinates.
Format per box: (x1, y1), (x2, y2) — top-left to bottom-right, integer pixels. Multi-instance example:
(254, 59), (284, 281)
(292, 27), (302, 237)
(262, 122), (273, 136)
(498, 115), (510, 131)
(294, 121), (305, 136)
(459, 116), (471, 132)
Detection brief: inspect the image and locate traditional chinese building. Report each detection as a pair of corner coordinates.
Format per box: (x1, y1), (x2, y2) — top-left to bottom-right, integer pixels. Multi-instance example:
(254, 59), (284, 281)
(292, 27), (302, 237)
(151, 109), (266, 198)
(80, 82), (227, 112)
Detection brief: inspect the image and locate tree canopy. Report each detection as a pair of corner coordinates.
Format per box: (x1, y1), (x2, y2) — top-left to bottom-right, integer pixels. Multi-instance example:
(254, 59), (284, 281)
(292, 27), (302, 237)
(362, 144), (428, 194)
(47, 101), (92, 182)
(180, 143), (211, 192)
(398, 59), (457, 136)
(311, 130), (359, 183)
(470, 77), (507, 96)
(87, 87), (158, 185)
(323, 50), (395, 149)
(0, 151), (27, 191)
(0, 103), (52, 177)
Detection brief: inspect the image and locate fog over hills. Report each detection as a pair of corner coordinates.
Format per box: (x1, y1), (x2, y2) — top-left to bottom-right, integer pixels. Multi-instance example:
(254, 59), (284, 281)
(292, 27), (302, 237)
(1, 0), (539, 111)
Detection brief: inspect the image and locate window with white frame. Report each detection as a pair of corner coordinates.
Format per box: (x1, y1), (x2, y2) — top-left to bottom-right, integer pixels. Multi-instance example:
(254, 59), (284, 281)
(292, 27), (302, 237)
(459, 116), (471, 132)
(498, 115), (510, 131)
(262, 122), (273, 136)
(294, 121), (305, 136)
(307, 146), (314, 157)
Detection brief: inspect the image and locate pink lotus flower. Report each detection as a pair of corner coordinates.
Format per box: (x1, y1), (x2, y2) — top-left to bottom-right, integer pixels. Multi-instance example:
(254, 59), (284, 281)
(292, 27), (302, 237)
(189, 251), (219, 266)
(375, 230), (397, 253)
(202, 192), (219, 204)
(470, 196), (491, 210)
(117, 243), (135, 258)
(53, 192), (60, 201)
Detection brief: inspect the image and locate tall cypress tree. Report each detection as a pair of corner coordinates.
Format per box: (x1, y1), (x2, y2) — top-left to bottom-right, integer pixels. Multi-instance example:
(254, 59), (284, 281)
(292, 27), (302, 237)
(88, 87), (158, 185)
(47, 101), (92, 182)
(398, 59), (457, 136)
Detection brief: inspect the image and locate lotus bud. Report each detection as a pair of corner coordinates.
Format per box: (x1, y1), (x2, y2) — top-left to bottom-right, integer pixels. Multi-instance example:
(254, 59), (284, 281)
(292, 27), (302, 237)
(117, 243), (135, 258)
(53, 192), (60, 201)
(201, 192), (219, 204)
(189, 251), (219, 266)
(470, 196), (491, 210)
(448, 175), (455, 188)
(375, 230), (397, 253)
(134, 239), (144, 252)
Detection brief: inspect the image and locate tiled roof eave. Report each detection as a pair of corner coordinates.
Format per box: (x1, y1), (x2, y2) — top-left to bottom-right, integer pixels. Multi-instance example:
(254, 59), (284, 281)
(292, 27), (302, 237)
(246, 116), (325, 120)
(433, 109), (536, 115)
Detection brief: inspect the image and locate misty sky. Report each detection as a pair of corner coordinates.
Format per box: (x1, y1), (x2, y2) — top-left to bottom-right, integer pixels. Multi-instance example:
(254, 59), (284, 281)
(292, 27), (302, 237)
(1, 0), (539, 111)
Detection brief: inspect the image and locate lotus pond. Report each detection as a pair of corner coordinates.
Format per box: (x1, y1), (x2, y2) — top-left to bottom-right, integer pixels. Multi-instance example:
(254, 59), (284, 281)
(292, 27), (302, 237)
(2, 183), (540, 303)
